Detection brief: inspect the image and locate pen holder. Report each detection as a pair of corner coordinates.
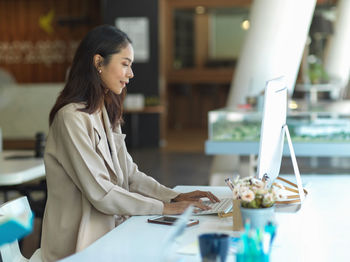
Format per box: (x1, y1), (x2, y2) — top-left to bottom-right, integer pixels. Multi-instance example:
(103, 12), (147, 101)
(235, 226), (273, 262)
(236, 252), (270, 262)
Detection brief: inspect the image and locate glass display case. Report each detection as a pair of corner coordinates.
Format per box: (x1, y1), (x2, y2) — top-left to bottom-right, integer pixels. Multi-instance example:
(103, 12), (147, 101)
(208, 104), (350, 143)
(206, 101), (350, 178)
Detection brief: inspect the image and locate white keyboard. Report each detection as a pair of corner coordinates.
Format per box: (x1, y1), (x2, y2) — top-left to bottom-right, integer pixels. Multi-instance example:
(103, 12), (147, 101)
(194, 198), (233, 215)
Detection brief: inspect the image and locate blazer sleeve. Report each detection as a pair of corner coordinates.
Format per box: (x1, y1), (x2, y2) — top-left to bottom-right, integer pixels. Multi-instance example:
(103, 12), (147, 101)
(125, 151), (180, 202)
(54, 110), (167, 216)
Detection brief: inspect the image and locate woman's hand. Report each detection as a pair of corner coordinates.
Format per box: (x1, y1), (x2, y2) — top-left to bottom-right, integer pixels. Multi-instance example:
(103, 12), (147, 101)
(163, 201), (210, 215)
(162, 190), (220, 215)
(172, 190), (220, 203)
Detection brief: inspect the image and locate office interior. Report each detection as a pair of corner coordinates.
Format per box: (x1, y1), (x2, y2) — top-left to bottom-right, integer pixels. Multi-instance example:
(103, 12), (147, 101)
(1, 0), (350, 260)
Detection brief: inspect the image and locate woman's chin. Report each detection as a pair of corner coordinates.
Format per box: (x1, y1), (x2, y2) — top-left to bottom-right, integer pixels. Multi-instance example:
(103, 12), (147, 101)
(111, 88), (123, 95)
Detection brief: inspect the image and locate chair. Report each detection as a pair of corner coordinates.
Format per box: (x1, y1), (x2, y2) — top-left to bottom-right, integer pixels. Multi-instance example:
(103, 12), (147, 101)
(0, 196), (42, 262)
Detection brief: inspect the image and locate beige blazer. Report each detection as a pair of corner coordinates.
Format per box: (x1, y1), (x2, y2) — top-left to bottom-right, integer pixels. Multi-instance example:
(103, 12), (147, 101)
(41, 103), (179, 261)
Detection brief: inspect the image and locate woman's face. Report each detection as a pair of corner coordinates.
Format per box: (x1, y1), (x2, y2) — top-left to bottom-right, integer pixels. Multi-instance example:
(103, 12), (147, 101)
(100, 43), (134, 95)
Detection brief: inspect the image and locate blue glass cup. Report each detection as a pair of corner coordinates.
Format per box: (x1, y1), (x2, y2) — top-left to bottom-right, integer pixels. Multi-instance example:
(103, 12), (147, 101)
(198, 233), (229, 262)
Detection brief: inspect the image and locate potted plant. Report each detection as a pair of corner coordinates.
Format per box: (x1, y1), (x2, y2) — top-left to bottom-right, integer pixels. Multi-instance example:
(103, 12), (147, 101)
(231, 176), (286, 228)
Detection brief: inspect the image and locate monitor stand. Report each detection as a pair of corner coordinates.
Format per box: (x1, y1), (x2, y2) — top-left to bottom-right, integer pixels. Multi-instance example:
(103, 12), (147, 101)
(275, 124), (307, 212)
(282, 124), (305, 202)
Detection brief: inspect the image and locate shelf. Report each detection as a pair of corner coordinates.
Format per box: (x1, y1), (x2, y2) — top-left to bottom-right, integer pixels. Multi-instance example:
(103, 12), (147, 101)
(167, 68), (234, 84)
(167, 0), (251, 8)
(295, 81), (343, 92)
(124, 106), (165, 114)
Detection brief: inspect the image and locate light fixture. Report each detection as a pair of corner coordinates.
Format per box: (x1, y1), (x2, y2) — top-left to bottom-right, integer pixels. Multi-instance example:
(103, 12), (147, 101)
(241, 19), (250, 30)
(195, 6), (206, 15)
(289, 100), (298, 110)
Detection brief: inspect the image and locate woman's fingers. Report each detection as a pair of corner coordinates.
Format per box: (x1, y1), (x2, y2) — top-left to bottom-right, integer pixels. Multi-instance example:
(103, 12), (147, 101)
(190, 190), (220, 202)
(171, 190), (221, 203)
(196, 191), (220, 203)
(192, 200), (211, 211)
(206, 191), (220, 203)
(163, 200), (211, 215)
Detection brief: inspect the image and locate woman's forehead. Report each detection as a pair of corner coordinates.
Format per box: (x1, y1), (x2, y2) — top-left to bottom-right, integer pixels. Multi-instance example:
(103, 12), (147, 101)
(119, 43), (134, 60)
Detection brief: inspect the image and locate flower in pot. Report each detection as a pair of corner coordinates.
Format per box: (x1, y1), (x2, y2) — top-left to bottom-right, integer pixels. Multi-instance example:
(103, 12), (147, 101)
(232, 176), (286, 228)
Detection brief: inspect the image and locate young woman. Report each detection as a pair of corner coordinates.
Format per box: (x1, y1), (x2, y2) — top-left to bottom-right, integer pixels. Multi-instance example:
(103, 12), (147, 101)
(40, 25), (219, 261)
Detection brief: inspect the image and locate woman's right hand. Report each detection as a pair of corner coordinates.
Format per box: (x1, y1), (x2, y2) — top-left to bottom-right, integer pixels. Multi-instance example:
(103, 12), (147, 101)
(163, 201), (210, 215)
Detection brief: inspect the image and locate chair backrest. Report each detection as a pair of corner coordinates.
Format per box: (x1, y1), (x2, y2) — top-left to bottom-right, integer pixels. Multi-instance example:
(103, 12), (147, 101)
(0, 196), (31, 217)
(0, 196), (32, 262)
(0, 241), (27, 262)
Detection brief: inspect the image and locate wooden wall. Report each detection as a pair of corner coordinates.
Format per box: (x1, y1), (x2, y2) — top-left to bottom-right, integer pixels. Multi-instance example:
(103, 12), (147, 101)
(0, 0), (101, 83)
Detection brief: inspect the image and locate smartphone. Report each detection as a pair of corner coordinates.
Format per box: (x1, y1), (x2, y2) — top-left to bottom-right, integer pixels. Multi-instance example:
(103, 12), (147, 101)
(147, 216), (199, 227)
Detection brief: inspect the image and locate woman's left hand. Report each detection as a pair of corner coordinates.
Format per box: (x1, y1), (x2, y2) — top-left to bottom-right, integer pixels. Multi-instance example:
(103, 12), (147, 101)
(172, 190), (220, 203)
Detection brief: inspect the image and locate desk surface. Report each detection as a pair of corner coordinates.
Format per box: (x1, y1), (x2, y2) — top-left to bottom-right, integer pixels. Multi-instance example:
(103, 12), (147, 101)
(0, 151), (45, 186)
(60, 175), (350, 262)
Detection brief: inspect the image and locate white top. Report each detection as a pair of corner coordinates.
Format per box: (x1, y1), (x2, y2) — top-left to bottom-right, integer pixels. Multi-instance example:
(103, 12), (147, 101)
(59, 175), (350, 262)
(0, 151), (45, 186)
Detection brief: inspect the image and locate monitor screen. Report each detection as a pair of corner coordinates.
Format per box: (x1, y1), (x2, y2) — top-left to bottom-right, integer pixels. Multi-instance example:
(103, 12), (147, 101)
(257, 77), (287, 182)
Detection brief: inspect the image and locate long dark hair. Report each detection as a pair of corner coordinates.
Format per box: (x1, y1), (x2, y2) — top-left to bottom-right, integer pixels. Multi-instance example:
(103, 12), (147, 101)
(49, 25), (132, 129)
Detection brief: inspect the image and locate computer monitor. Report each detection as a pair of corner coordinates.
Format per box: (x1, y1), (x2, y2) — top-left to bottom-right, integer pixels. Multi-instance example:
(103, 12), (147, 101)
(256, 77), (287, 182)
(256, 77), (306, 207)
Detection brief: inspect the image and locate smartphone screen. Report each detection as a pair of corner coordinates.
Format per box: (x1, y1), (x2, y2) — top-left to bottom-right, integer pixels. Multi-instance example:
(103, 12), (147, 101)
(147, 216), (199, 227)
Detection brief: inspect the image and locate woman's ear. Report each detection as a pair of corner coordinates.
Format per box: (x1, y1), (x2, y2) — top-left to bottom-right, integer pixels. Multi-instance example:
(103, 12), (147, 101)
(93, 54), (103, 71)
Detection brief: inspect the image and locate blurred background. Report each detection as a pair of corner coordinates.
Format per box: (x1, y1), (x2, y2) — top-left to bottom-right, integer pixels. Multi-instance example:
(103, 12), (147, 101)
(0, 0), (344, 153)
(2, 0), (350, 257)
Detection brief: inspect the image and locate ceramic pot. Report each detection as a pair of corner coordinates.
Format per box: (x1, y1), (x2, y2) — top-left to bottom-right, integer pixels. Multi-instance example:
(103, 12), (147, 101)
(240, 206), (275, 228)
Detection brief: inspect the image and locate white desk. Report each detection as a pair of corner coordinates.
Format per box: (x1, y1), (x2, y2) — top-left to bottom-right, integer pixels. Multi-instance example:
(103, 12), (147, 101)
(59, 175), (350, 262)
(0, 151), (45, 186)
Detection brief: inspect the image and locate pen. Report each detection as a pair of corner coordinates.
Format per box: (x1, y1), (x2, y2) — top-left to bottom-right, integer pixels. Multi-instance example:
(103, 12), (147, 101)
(262, 231), (271, 254)
(224, 178), (235, 191)
(264, 222), (276, 245)
(262, 173), (270, 183)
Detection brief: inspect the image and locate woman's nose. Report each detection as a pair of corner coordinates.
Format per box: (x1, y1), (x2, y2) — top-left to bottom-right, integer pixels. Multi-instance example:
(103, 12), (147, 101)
(128, 68), (134, 79)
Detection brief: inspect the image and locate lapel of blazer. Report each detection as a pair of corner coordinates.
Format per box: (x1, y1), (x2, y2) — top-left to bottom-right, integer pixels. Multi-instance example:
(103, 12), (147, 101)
(101, 105), (126, 186)
(91, 109), (116, 177)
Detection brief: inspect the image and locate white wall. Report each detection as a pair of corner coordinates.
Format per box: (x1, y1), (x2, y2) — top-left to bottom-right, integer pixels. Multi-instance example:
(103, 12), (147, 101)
(0, 83), (63, 139)
(227, 0), (317, 106)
